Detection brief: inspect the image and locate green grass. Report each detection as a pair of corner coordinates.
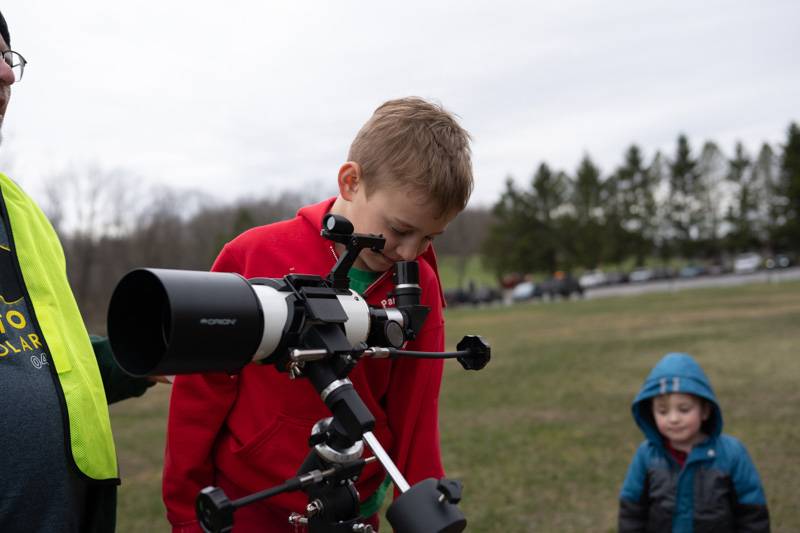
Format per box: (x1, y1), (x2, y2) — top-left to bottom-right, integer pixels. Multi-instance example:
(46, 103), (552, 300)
(110, 280), (800, 532)
(436, 254), (497, 289)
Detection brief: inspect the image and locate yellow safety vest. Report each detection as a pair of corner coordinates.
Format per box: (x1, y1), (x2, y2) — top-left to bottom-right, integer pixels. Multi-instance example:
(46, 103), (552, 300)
(0, 172), (118, 481)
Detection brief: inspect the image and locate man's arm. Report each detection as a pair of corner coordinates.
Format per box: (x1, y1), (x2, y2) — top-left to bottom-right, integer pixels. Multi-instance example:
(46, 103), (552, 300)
(91, 335), (155, 404)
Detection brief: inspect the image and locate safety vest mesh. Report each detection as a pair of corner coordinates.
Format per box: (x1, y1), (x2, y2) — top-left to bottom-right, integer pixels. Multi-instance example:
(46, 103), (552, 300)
(1, 173), (117, 480)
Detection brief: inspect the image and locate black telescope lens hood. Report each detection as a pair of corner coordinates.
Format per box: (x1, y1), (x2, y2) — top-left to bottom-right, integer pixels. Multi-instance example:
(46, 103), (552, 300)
(107, 268), (265, 377)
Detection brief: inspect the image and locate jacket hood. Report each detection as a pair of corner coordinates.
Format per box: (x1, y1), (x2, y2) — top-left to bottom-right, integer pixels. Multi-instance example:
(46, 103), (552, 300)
(632, 353), (723, 445)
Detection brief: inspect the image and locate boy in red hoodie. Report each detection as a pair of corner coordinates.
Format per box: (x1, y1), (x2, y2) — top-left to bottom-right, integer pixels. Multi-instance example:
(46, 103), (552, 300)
(163, 97), (474, 532)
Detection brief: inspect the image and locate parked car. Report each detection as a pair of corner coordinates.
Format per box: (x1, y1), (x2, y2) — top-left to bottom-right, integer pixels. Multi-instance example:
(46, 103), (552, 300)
(765, 254), (792, 269)
(539, 273), (584, 299)
(733, 253), (762, 274)
(444, 288), (469, 307)
(604, 270), (629, 285)
(472, 286), (502, 305)
(706, 262), (729, 276)
(511, 281), (541, 302)
(652, 266), (674, 280)
(629, 268), (655, 283)
(579, 270), (607, 289)
(679, 265), (706, 278)
(445, 285), (502, 306)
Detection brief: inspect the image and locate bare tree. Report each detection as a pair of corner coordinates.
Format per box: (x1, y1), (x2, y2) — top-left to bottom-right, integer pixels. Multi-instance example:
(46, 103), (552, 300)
(42, 166), (146, 315)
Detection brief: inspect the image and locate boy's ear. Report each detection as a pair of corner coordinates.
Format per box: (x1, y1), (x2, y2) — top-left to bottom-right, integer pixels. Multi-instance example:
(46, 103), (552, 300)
(701, 400), (712, 421)
(337, 162), (362, 201)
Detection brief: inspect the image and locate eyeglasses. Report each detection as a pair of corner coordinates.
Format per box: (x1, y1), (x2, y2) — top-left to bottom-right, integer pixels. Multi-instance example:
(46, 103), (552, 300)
(2, 50), (27, 81)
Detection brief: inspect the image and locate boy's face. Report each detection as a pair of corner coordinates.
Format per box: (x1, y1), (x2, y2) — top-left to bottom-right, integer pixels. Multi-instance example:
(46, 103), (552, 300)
(651, 393), (711, 452)
(336, 168), (457, 272)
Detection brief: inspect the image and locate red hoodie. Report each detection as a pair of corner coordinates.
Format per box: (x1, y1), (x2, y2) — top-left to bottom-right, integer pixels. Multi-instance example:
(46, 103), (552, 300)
(163, 198), (447, 532)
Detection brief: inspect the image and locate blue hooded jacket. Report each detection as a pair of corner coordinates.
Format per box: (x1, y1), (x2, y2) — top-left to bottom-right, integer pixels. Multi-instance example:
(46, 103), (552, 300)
(618, 353), (770, 533)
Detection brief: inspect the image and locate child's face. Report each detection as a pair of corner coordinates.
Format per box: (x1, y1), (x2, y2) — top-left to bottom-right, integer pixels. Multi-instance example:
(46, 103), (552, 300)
(651, 393), (711, 452)
(342, 182), (457, 273)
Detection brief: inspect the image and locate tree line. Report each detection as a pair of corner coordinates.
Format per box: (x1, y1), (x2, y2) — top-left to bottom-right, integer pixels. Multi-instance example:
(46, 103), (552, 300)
(41, 169), (310, 332)
(39, 122), (799, 330)
(482, 122), (800, 278)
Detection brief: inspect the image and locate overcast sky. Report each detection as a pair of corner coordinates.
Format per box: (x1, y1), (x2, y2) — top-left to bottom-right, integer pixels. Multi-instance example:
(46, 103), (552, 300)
(1, 1), (798, 208)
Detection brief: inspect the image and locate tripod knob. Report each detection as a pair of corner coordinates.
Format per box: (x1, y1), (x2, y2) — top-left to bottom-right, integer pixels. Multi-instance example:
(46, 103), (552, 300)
(196, 486), (235, 533)
(437, 479), (463, 504)
(456, 335), (491, 370)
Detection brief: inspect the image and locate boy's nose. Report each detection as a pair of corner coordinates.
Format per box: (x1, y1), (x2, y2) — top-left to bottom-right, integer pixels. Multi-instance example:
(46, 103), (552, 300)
(395, 240), (421, 262)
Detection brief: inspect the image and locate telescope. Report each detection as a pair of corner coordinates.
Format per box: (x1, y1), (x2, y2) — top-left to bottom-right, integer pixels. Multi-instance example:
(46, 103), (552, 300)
(107, 213), (490, 533)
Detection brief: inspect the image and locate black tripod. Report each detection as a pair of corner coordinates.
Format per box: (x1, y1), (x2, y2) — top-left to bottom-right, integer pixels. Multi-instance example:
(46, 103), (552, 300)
(196, 334), (489, 533)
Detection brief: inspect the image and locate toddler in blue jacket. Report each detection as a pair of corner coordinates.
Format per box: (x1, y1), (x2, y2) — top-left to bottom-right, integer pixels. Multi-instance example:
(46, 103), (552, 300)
(618, 353), (770, 532)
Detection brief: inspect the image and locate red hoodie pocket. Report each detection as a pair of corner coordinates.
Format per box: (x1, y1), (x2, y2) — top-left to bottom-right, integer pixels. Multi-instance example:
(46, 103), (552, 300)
(227, 414), (283, 460)
(224, 414), (319, 486)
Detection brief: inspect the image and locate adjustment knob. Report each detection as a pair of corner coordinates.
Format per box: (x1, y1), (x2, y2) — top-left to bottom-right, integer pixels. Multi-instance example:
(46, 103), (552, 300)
(196, 486), (235, 533)
(437, 479), (463, 504)
(456, 335), (491, 371)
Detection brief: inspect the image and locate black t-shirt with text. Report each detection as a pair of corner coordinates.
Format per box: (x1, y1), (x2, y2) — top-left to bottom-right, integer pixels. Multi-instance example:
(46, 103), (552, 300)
(0, 198), (87, 532)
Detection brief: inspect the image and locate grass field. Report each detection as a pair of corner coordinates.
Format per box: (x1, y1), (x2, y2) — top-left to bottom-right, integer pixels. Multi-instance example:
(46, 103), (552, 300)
(436, 254), (497, 289)
(110, 280), (800, 532)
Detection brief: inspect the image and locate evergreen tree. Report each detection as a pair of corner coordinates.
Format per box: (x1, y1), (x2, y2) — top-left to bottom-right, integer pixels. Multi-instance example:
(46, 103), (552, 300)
(482, 177), (532, 277)
(772, 122), (800, 254)
(483, 163), (569, 277)
(607, 145), (658, 266)
(666, 134), (704, 258)
(724, 142), (761, 253)
(528, 163), (569, 273)
(753, 143), (780, 251)
(568, 155), (605, 269)
(572, 155), (603, 223)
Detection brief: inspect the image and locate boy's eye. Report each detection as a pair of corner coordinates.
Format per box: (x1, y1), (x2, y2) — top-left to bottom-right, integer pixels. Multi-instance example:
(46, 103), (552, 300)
(391, 226), (412, 237)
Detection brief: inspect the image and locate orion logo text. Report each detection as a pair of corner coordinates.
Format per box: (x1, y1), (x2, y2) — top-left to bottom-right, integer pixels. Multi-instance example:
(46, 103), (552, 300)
(199, 318), (238, 326)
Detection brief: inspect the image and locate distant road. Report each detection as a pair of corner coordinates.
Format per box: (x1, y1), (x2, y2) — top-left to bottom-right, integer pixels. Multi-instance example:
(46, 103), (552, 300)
(584, 267), (800, 299)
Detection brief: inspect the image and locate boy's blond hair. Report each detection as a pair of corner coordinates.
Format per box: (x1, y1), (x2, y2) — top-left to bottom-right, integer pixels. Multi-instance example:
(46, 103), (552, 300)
(348, 97), (473, 214)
